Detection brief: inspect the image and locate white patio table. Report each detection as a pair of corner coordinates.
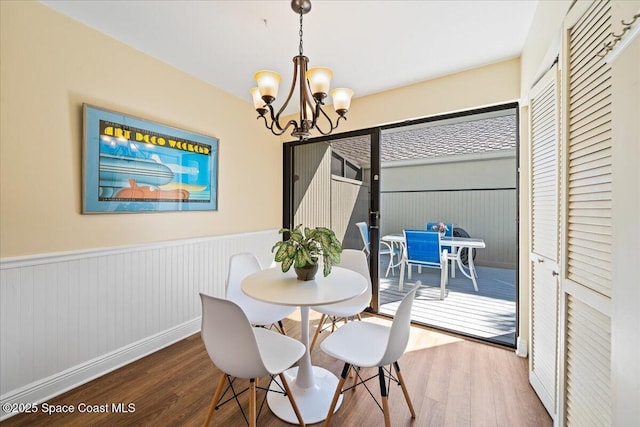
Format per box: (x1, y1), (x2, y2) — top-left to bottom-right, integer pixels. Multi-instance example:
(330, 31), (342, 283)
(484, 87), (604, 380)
(241, 266), (367, 424)
(382, 233), (486, 291)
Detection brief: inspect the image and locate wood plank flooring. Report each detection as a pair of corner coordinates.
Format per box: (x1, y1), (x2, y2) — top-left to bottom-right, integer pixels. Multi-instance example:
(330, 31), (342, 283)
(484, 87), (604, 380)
(3, 313), (549, 427)
(379, 264), (517, 346)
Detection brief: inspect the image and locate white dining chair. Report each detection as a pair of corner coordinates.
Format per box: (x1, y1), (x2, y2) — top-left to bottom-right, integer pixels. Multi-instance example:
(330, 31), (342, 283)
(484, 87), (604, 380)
(309, 249), (372, 352)
(226, 253), (296, 334)
(199, 293), (306, 427)
(356, 222), (398, 276)
(320, 286), (419, 427)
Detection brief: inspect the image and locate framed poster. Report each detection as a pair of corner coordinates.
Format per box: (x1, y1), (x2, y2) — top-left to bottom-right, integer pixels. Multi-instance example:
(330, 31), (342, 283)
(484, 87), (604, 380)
(83, 104), (218, 213)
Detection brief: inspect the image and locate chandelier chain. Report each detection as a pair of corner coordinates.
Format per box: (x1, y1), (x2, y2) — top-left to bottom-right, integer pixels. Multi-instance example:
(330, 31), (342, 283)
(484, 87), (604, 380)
(299, 12), (304, 55)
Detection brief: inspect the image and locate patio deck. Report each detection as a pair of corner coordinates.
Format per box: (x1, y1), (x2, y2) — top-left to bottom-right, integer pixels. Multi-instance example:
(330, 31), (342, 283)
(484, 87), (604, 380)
(377, 260), (517, 347)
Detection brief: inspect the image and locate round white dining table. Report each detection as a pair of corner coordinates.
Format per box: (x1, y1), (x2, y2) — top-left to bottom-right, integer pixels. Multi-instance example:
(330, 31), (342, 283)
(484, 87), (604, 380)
(241, 266), (367, 424)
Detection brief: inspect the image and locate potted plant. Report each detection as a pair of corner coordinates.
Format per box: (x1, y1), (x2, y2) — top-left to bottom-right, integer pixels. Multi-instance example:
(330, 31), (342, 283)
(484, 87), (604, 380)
(272, 224), (343, 280)
(430, 222), (449, 237)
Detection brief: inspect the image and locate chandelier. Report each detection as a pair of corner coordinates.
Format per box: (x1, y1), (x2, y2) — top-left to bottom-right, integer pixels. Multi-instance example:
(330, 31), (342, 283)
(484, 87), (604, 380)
(250, 0), (354, 141)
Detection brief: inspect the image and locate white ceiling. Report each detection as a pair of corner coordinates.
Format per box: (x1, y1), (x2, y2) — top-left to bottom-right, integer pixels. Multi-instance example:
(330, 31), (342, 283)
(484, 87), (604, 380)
(40, 0), (538, 107)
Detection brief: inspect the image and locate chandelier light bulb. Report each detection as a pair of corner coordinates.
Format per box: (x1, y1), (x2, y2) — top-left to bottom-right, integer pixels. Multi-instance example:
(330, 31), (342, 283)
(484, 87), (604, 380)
(330, 88), (354, 115)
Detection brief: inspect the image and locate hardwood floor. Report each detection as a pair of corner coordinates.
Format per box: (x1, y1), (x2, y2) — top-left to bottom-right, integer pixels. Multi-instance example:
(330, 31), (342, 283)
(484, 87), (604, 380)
(3, 314), (551, 426)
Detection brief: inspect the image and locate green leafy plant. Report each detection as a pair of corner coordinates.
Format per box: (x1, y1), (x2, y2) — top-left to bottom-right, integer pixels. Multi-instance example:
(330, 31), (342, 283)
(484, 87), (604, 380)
(272, 224), (343, 277)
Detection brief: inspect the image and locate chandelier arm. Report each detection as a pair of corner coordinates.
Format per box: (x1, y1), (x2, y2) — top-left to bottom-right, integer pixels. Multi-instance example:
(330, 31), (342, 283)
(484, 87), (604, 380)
(258, 115), (300, 138)
(264, 104), (297, 136)
(274, 119), (300, 136)
(265, 104), (284, 133)
(300, 69), (318, 121)
(313, 106), (339, 136)
(297, 55), (316, 127)
(274, 58), (301, 120)
(258, 106), (289, 136)
(258, 114), (286, 136)
(265, 112), (300, 137)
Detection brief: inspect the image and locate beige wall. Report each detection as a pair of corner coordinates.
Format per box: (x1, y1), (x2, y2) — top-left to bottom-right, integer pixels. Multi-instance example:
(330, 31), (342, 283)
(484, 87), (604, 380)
(353, 58), (520, 130)
(285, 57), (521, 140)
(0, 1), (282, 258)
(519, 1), (572, 98)
(1, 1), (523, 300)
(609, 3), (640, 424)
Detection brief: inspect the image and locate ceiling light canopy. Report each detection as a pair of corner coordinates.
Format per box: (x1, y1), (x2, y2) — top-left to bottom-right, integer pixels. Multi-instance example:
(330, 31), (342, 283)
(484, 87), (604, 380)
(250, 0), (353, 141)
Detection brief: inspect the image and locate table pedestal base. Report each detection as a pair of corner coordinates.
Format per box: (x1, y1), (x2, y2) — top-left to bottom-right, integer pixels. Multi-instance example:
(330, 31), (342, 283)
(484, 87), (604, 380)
(268, 366), (343, 424)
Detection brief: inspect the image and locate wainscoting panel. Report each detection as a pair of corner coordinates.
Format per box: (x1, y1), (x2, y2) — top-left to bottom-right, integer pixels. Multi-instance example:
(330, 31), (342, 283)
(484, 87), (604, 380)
(0, 229), (279, 419)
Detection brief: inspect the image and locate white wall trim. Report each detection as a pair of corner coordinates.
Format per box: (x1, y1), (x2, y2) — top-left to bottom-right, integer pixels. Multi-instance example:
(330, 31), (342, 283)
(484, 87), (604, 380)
(0, 229), (279, 269)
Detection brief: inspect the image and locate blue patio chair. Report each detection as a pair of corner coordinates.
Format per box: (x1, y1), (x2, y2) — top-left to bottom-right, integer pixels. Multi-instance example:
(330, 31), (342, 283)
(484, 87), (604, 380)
(400, 230), (448, 299)
(426, 221), (457, 277)
(356, 222), (399, 277)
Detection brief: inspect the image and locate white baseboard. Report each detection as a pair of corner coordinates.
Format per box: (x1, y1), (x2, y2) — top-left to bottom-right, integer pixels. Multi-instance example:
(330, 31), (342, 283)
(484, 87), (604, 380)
(0, 318), (200, 421)
(516, 336), (528, 358)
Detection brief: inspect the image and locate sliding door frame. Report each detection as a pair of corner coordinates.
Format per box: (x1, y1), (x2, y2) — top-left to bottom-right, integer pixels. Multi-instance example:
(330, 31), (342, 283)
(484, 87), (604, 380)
(377, 102), (520, 347)
(283, 127), (382, 310)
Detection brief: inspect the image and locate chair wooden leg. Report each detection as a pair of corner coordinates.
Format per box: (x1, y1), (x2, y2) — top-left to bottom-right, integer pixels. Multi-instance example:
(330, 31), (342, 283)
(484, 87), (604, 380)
(278, 319), (288, 336)
(249, 378), (257, 427)
(351, 366), (360, 390)
(310, 314), (327, 353)
(324, 363), (350, 427)
(203, 374), (226, 427)
(378, 367), (391, 427)
(394, 361), (416, 418)
(279, 373), (305, 427)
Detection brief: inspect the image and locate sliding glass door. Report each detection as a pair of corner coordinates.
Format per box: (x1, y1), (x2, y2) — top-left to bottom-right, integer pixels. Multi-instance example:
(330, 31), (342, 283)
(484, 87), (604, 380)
(376, 103), (519, 347)
(283, 103), (519, 348)
(283, 128), (382, 309)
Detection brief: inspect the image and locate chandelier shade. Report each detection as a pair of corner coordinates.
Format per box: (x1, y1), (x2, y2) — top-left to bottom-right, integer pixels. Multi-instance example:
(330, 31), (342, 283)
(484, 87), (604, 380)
(330, 88), (354, 114)
(250, 0), (353, 141)
(306, 67), (333, 96)
(254, 70), (281, 101)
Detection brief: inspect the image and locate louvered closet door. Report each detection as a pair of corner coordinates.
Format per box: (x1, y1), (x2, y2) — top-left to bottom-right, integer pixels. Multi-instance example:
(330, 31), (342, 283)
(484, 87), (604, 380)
(561, 1), (613, 425)
(529, 63), (561, 419)
(566, 0), (613, 297)
(565, 296), (611, 426)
